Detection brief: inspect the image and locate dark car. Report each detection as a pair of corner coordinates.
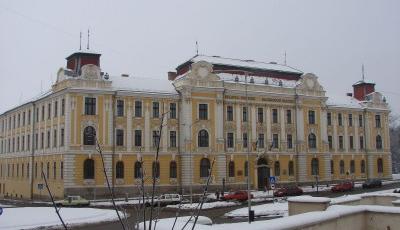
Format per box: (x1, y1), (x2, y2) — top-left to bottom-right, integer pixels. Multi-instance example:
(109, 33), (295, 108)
(223, 191), (253, 201)
(393, 188), (400, 193)
(274, 186), (303, 197)
(331, 182), (354, 192)
(362, 179), (382, 189)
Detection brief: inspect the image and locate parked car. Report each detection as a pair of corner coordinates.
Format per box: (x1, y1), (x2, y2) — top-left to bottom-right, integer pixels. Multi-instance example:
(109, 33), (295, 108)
(273, 186), (303, 197)
(145, 194), (182, 206)
(331, 182), (354, 192)
(223, 191), (253, 201)
(393, 188), (400, 193)
(362, 179), (382, 189)
(55, 196), (90, 207)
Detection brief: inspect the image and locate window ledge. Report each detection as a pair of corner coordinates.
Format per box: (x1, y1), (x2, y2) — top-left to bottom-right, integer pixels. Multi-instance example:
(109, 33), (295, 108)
(83, 179), (95, 185)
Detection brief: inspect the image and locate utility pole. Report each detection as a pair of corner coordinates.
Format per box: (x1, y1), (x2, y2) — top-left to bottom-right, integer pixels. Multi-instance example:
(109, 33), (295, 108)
(245, 72), (252, 223)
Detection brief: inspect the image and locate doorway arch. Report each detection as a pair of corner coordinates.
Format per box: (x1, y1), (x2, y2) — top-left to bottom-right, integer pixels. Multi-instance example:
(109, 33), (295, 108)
(257, 157), (270, 190)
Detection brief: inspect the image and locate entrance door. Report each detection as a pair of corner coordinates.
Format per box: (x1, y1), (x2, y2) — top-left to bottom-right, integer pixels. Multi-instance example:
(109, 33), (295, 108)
(257, 158), (270, 190)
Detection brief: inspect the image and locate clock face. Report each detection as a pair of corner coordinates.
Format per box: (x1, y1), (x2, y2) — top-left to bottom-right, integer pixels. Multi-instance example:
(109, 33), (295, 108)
(198, 67), (209, 78)
(306, 78), (314, 88)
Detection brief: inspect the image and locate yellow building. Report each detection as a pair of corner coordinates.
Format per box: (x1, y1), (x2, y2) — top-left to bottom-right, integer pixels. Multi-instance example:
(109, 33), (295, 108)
(0, 51), (391, 199)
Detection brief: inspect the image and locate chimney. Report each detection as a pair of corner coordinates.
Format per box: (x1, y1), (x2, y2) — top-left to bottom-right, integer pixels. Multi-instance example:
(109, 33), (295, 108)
(168, 71), (177, 81)
(352, 80), (375, 101)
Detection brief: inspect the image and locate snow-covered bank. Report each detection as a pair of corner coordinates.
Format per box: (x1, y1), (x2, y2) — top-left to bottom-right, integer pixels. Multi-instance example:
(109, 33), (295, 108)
(225, 201), (288, 218)
(0, 207), (123, 230)
(167, 201), (239, 210)
(139, 216), (212, 230)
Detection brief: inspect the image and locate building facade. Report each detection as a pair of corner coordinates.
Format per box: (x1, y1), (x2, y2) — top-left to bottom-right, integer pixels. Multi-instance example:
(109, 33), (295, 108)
(0, 51), (392, 199)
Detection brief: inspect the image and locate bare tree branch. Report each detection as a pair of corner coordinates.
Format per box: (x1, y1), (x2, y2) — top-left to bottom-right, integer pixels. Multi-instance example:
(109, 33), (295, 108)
(41, 170), (68, 230)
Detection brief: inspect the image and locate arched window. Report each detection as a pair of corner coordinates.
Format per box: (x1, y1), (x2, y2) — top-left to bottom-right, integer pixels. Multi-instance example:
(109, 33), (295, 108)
(311, 158), (319, 175)
(340, 160), (345, 175)
(288, 161), (294, 176)
(83, 159), (94, 179)
(152, 161), (160, 179)
(244, 161), (249, 177)
(228, 161), (235, 177)
(170, 161), (177, 178)
(274, 161), (280, 176)
(376, 135), (383, 149)
(308, 133), (317, 149)
(134, 161), (142, 179)
(198, 130), (209, 147)
(361, 160), (366, 174)
(350, 160), (355, 174)
(116, 161), (124, 179)
(200, 158), (210, 178)
(377, 158), (383, 173)
(84, 126), (96, 145)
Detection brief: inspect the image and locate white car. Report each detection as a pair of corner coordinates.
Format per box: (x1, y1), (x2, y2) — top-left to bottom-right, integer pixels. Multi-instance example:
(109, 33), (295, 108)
(145, 194), (182, 206)
(55, 195), (90, 207)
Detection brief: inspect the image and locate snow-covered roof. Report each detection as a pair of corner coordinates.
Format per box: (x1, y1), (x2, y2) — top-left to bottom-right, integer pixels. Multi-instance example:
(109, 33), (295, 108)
(0, 90), (53, 115)
(353, 79), (375, 86)
(287, 195), (331, 203)
(218, 73), (298, 88)
(326, 93), (363, 109)
(188, 55), (303, 74)
(108, 75), (177, 95)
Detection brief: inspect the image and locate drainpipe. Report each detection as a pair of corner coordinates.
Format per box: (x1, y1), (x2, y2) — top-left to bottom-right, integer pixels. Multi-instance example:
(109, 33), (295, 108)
(30, 102), (36, 200)
(363, 108), (369, 179)
(112, 92), (116, 193)
(294, 87), (300, 184)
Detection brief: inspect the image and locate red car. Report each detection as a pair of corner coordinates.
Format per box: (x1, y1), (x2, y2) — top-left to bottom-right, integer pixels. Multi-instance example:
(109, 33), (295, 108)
(331, 182), (354, 192)
(273, 186), (303, 197)
(223, 191), (253, 201)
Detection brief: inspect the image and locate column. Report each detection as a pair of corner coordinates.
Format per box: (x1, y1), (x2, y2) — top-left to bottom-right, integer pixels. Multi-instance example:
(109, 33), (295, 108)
(126, 100), (132, 152)
(266, 107), (271, 145)
(215, 98), (226, 183)
(144, 101), (150, 152)
(180, 94), (193, 186)
(235, 103), (241, 144)
(162, 102), (168, 153)
(251, 105), (256, 143)
(280, 107), (286, 149)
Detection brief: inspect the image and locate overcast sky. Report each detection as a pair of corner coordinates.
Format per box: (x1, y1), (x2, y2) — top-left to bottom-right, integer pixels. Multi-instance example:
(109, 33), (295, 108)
(0, 0), (399, 116)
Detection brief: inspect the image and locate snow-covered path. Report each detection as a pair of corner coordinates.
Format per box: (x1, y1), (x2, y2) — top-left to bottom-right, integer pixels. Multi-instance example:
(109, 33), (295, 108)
(0, 207), (123, 230)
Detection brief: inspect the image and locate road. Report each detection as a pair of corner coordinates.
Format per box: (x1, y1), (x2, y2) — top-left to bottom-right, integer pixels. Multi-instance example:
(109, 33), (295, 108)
(73, 181), (400, 230)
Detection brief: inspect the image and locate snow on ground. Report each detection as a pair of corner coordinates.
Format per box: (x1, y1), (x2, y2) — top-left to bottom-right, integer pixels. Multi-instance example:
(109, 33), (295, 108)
(393, 174), (400, 180)
(139, 216), (212, 230)
(225, 200), (288, 218)
(91, 199), (142, 207)
(167, 201), (239, 210)
(0, 203), (14, 208)
(0, 207), (124, 230)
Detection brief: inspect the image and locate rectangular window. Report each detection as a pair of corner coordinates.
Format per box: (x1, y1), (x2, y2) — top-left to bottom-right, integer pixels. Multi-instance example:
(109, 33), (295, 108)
(375, 114), (381, 128)
(227, 106), (233, 121)
(28, 110), (31, 125)
(328, 136), (333, 149)
(117, 100), (124, 117)
(35, 134), (38, 150)
(41, 132), (44, 149)
(17, 114), (20, 127)
(243, 133), (248, 148)
(272, 109), (278, 123)
(47, 131), (50, 148)
(152, 102), (159, 118)
(258, 108), (264, 123)
(199, 104), (208, 120)
(36, 108), (39, 122)
(60, 161), (64, 179)
(152, 131), (159, 147)
(170, 131), (176, 148)
(47, 103), (51, 120)
(258, 133), (264, 148)
(327, 112), (332, 126)
(359, 136), (364, 149)
(135, 130), (142, 147)
(54, 101), (58, 117)
(349, 136), (354, 149)
(338, 113), (343, 126)
(339, 136), (344, 149)
(135, 101), (142, 117)
(27, 135), (30, 150)
(348, 114), (353, 126)
(287, 134), (293, 149)
(170, 103), (177, 119)
(53, 129), (57, 147)
(227, 133), (234, 148)
(22, 112), (25, 126)
(85, 97), (96, 115)
(22, 136), (25, 151)
(308, 110), (315, 124)
(242, 107), (248, 122)
(272, 134), (279, 148)
(16, 137), (20, 152)
(359, 114), (363, 127)
(60, 128), (64, 146)
(61, 99), (65, 116)
(13, 115), (15, 129)
(286, 110), (292, 124)
(116, 129), (124, 146)
(53, 162), (57, 179)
